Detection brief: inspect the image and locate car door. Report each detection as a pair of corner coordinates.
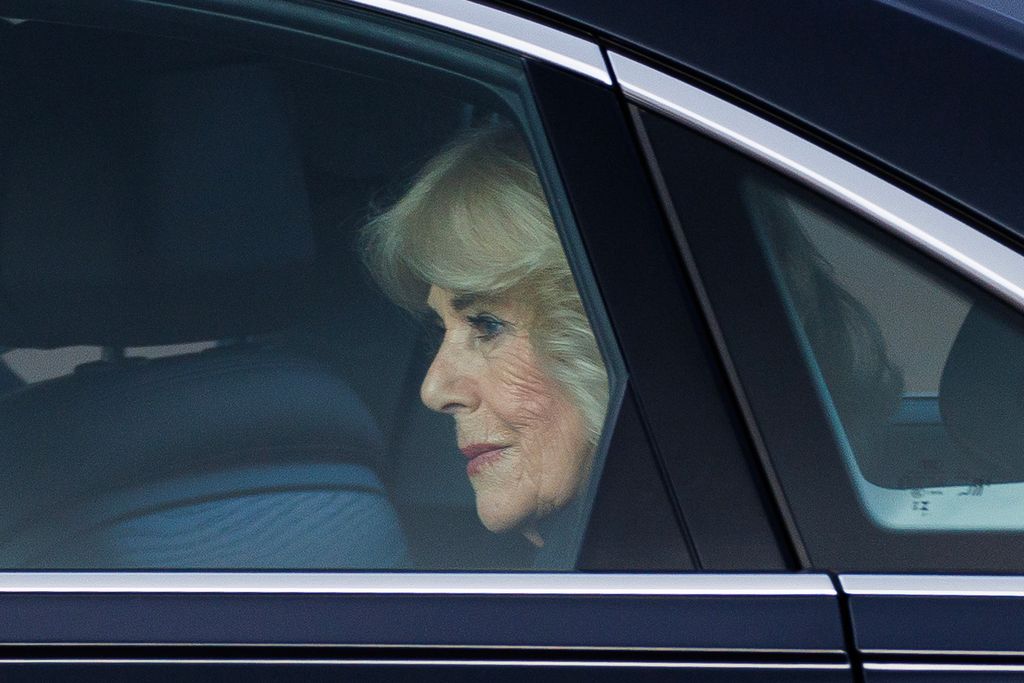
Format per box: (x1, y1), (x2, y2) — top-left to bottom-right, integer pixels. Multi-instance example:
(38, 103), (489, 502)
(613, 50), (1024, 682)
(0, 0), (858, 680)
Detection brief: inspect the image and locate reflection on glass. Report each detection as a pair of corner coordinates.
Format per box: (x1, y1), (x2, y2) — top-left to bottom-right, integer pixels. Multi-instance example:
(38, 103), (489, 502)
(747, 179), (1024, 530)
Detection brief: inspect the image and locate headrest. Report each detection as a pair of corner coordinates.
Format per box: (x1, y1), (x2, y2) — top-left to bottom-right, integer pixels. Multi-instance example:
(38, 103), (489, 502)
(0, 63), (316, 347)
(939, 302), (1024, 482)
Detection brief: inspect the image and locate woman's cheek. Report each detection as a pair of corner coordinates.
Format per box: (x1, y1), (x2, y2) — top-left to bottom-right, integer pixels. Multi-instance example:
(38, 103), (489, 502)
(488, 344), (559, 428)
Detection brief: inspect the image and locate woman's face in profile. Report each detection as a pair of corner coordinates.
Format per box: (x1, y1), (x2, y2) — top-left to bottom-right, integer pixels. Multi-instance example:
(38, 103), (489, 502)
(421, 285), (590, 542)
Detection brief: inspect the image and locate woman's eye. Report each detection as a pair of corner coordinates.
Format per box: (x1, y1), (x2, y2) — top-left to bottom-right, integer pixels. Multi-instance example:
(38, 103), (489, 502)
(467, 314), (506, 341)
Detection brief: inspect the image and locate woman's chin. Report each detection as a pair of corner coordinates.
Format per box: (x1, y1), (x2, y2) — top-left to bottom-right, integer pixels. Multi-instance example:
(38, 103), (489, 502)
(468, 451), (526, 533)
(474, 498), (526, 534)
(476, 509), (544, 548)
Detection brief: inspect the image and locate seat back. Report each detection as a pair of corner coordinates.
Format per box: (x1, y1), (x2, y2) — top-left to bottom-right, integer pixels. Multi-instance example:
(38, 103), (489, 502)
(0, 59), (406, 568)
(939, 303), (1024, 484)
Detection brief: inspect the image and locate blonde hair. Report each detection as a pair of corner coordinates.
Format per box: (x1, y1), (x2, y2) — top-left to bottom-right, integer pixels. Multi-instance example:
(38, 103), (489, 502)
(361, 124), (608, 446)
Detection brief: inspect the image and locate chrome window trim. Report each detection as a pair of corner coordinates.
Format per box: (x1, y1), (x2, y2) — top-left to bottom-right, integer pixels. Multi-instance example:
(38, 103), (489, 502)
(842, 574), (1024, 597)
(0, 644), (847, 654)
(609, 52), (1024, 314)
(863, 649), (1024, 656)
(339, 0), (610, 84)
(0, 659), (850, 669)
(0, 572), (835, 596)
(866, 663), (1024, 673)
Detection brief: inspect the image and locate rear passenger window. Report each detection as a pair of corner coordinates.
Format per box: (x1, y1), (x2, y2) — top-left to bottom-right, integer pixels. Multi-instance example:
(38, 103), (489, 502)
(641, 109), (1024, 571)
(0, 4), (626, 570)
(745, 179), (1024, 531)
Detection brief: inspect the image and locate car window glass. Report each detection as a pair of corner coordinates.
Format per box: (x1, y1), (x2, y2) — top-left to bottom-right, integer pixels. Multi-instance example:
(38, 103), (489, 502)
(745, 176), (1024, 531)
(639, 107), (1024, 570)
(0, 6), (625, 570)
(3, 343), (217, 383)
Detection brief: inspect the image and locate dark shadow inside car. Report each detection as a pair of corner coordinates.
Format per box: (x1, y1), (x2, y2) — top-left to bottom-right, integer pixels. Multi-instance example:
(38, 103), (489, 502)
(0, 18), (534, 569)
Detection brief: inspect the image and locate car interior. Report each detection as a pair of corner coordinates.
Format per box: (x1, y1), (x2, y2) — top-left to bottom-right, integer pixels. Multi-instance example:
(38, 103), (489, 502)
(0, 14), (544, 569)
(12, 2), (1019, 572)
(746, 175), (1024, 530)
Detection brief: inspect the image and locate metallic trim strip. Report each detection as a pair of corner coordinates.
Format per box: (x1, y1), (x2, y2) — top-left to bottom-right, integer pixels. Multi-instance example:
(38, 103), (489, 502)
(0, 659), (849, 669)
(0, 572), (835, 596)
(340, 0), (610, 84)
(863, 649), (1024, 657)
(866, 663), (1024, 673)
(0, 643), (846, 654)
(841, 575), (1024, 597)
(609, 52), (1024, 313)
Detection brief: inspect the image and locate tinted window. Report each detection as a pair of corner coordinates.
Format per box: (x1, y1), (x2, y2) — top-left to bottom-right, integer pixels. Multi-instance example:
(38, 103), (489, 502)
(641, 108), (1024, 571)
(746, 177), (1024, 530)
(0, 5), (626, 570)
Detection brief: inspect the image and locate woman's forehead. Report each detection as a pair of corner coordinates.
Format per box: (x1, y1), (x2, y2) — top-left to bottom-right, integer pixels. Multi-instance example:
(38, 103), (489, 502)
(427, 286), (479, 312)
(426, 286), (524, 316)
(425, 285), (449, 308)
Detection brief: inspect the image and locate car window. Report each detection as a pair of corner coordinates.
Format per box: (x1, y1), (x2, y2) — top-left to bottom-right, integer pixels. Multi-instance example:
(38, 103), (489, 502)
(0, 4), (630, 571)
(637, 105), (1024, 571)
(2, 343), (218, 384)
(745, 177), (1024, 531)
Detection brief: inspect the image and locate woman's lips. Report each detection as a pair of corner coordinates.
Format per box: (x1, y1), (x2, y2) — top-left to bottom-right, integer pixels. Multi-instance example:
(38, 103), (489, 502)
(460, 443), (509, 476)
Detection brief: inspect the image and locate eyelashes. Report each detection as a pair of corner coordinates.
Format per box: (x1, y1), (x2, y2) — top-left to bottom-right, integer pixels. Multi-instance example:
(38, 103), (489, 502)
(466, 313), (507, 341)
(421, 311), (511, 357)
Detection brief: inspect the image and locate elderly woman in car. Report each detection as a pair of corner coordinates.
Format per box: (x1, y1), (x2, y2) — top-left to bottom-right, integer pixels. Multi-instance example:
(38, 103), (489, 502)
(362, 123), (608, 551)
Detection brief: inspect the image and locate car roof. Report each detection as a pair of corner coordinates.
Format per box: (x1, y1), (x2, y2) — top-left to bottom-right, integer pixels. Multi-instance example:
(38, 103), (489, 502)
(965, 0), (1024, 24)
(511, 0), (1024, 245)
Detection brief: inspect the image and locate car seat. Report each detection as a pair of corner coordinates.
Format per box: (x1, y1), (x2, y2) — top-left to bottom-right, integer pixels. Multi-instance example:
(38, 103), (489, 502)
(0, 59), (407, 568)
(939, 301), (1024, 485)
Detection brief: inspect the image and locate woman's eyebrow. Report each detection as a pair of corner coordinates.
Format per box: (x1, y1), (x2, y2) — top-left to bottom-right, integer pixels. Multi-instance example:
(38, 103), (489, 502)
(450, 293), (478, 311)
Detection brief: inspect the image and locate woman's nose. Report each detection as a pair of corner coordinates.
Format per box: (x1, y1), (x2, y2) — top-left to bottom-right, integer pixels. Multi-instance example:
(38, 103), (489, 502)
(420, 338), (477, 414)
